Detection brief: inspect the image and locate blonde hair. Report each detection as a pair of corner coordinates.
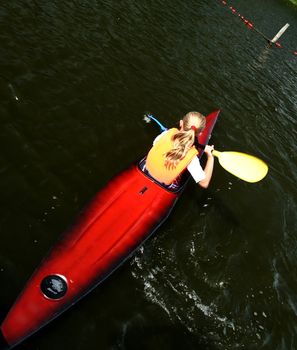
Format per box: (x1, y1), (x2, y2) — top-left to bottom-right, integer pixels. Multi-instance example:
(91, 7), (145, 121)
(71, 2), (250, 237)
(164, 112), (206, 169)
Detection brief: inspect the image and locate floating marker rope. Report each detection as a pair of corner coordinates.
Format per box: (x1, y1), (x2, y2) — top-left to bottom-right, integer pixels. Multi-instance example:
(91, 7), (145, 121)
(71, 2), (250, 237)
(219, 1), (296, 57)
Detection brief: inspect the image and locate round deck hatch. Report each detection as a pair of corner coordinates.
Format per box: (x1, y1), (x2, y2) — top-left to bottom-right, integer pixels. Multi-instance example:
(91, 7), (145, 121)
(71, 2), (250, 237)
(40, 274), (68, 300)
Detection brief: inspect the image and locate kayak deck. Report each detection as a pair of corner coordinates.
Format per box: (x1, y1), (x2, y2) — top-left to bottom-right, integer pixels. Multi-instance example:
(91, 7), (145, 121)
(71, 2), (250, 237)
(1, 165), (179, 347)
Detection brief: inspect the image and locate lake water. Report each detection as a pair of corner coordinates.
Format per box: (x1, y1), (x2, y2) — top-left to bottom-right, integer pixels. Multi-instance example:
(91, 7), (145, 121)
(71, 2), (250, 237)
(0, 0), (296, 349)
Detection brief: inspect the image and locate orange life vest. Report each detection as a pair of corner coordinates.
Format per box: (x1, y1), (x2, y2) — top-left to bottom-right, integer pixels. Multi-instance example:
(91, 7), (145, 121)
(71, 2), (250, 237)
(146, 128), (198, 185)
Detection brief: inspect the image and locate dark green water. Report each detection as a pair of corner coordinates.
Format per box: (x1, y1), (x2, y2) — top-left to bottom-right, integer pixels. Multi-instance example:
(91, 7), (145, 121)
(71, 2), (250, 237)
(0, 0), (297, 349)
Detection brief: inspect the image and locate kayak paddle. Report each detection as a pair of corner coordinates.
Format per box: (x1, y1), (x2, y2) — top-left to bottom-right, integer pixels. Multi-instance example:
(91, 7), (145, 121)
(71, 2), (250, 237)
(143, 113), (268, 183)
(212, 150), (268, 183)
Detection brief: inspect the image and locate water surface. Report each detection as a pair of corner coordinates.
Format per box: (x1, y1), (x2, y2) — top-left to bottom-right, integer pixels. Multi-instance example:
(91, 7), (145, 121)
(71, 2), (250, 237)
(0, 1), (297, 349)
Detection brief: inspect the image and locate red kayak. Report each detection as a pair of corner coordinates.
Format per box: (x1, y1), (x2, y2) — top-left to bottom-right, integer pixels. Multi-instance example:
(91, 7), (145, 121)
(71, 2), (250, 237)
(0, 110), (219, 349)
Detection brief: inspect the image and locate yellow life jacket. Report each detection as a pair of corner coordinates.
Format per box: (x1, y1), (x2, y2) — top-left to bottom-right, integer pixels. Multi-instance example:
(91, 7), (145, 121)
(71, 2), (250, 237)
(146, 128), (198, 185)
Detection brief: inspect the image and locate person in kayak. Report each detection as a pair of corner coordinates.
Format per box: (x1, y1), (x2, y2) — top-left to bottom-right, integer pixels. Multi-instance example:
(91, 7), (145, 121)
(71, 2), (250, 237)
(145, 111), (214, 189)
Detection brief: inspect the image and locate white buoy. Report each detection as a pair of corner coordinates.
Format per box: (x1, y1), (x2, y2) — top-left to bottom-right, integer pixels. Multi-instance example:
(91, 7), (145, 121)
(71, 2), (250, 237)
(270, 23), (290, 44)
(8, 83), (19, 101)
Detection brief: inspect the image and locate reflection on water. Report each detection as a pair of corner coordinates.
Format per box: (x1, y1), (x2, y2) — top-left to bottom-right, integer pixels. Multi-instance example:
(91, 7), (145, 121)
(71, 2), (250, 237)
(254, 46), (274, 68)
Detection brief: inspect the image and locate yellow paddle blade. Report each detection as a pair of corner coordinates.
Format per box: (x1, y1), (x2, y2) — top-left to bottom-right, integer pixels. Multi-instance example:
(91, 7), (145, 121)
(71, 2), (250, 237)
(212, 150), (268, 183)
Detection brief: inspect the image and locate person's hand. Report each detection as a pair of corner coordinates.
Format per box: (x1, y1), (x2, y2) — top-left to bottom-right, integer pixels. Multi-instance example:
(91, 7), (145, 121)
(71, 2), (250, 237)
(204, 145), (214, 157)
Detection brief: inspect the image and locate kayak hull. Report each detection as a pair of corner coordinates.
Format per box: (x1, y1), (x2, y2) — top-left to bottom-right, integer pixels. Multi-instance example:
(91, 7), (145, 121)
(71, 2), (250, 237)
(0, 110), (219, 349)
(1, 165), (179, 348)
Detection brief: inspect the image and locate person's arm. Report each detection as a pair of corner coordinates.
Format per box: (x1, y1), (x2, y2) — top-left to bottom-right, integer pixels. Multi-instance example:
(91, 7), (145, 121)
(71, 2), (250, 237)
(198, 145), (214, 189)
(187, 145), (214, 188)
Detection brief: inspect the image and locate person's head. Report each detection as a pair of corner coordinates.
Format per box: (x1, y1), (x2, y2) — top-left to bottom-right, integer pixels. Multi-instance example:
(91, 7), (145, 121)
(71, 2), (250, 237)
(179, 111), (206, 135)
(164, 111), (206, 169)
